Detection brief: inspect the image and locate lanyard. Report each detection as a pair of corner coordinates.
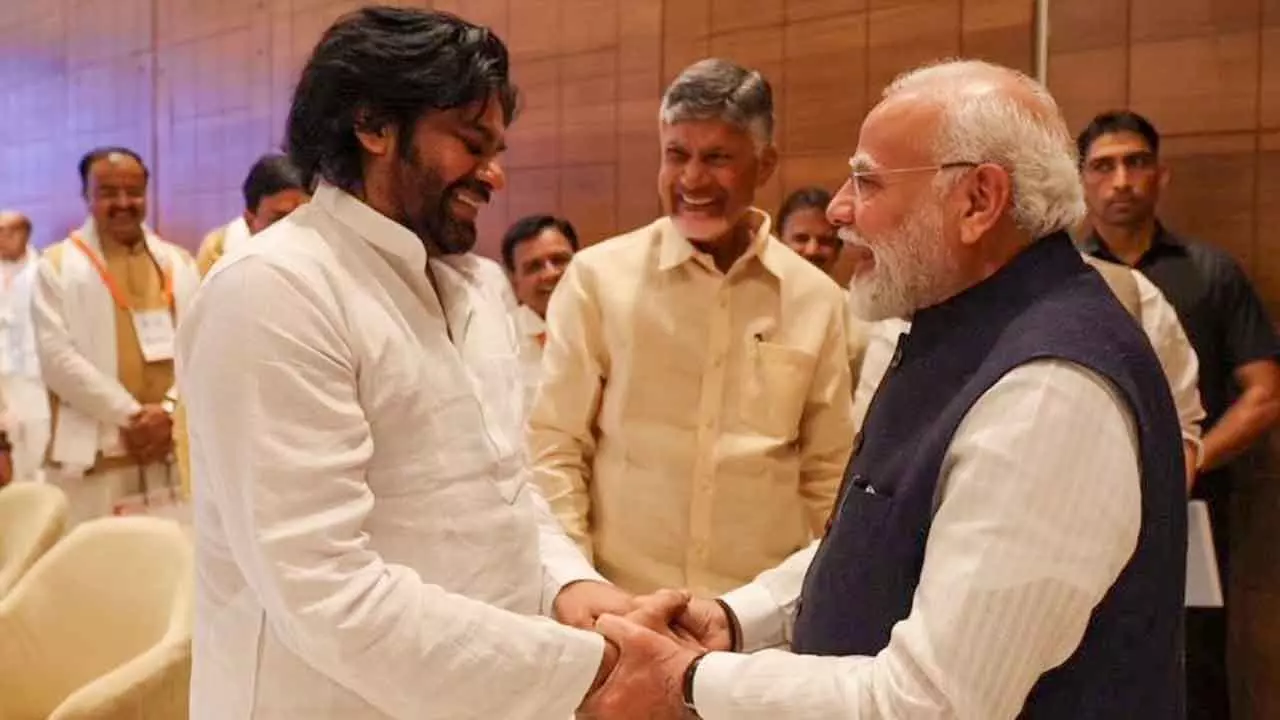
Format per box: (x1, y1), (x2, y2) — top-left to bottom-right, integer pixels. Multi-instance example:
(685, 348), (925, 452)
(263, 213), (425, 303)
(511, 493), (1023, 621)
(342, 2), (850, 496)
(70, 232), (173, 310)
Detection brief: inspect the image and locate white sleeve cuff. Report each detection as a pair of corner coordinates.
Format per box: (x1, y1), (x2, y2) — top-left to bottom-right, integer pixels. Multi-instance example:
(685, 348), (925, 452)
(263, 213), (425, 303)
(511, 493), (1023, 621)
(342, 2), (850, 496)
(539, 541), (607, 617)
(719, 581), (788, 652)
(692, 651), (750, 720)
(545, 625), (607, 717)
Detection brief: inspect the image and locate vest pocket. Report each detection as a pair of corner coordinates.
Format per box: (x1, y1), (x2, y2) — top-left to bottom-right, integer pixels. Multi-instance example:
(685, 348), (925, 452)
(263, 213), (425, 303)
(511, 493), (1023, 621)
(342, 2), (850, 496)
(827, 474), (893, 539)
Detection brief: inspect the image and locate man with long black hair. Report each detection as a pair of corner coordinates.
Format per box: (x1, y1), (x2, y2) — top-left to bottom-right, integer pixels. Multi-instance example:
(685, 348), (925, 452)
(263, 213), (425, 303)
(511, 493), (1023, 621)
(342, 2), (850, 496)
(177, 8), (654, 718)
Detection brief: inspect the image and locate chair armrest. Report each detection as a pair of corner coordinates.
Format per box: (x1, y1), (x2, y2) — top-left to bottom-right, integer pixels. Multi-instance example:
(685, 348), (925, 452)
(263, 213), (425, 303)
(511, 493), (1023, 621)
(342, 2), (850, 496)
(49, 637), (191, 720)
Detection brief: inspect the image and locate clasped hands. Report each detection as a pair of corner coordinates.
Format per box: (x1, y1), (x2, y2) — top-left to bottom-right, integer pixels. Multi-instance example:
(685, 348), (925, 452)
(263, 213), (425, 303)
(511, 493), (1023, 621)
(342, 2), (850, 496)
(120, 403), (172, 464)
(554, 581), (734, 719)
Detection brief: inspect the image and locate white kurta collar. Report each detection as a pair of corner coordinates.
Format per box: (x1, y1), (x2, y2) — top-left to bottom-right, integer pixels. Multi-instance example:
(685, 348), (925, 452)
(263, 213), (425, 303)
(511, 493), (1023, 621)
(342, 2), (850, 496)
(311, 182), (427, 271)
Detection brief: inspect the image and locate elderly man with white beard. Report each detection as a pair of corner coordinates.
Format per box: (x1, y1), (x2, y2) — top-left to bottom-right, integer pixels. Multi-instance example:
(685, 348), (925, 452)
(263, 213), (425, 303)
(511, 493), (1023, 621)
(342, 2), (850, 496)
(576, 59), (1187, 720)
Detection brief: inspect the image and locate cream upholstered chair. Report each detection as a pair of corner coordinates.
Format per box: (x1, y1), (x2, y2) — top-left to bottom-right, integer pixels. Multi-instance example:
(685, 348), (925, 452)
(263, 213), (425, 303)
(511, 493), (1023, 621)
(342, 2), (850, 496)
(0, 482), (69, 599)
(0, 516), (194, 720)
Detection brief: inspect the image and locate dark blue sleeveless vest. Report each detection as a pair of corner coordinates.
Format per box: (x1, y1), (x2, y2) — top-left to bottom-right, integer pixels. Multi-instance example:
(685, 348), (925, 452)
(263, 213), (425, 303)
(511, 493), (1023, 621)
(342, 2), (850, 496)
(792, 234), (1186, 718)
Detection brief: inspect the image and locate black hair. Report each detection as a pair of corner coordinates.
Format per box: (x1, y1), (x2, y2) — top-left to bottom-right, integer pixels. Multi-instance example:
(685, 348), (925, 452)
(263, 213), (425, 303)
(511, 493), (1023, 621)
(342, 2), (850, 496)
(1076, 111), (1161, 166)
(78, 146), (149, 196)
(777, 186), (832, 232)
(242, 153), (307, 212)
(286, 6), (519, 193)
(500, 214), (579, 271)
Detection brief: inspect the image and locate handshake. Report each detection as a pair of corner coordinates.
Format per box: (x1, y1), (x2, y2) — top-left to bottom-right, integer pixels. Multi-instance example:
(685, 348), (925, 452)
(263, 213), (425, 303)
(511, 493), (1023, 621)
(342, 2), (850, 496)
(553, 580), (738, 719)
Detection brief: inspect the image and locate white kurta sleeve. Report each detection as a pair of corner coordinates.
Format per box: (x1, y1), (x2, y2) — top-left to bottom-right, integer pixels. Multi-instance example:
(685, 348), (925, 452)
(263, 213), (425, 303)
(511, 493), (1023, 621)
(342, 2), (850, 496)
(693, 360), (1143, 719)
(31, 254), (139, 426)
(526, 484), (609, 615)
(719, 541), (817, 652)
(1133, 270), (1205, 448)
(178, 256), (604, 720)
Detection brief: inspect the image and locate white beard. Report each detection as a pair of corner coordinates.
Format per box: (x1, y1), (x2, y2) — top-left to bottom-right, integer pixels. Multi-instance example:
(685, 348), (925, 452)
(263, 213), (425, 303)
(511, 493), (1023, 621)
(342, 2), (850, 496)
(843, 200), (955, 322)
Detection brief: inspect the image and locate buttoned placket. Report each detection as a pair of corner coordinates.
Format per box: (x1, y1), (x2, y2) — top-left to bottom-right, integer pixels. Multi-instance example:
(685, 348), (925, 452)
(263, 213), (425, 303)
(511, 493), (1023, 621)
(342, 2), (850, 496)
(682, 252), (749, 587)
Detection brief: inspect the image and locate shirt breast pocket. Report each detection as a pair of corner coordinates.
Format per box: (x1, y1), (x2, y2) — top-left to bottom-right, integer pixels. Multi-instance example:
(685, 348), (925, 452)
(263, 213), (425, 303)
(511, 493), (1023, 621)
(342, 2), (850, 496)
(740, 341), (817, 438)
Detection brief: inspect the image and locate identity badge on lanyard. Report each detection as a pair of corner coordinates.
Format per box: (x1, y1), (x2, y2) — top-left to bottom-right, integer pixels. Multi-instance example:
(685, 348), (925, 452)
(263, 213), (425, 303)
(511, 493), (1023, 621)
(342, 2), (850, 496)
(70, 233), (175, 363)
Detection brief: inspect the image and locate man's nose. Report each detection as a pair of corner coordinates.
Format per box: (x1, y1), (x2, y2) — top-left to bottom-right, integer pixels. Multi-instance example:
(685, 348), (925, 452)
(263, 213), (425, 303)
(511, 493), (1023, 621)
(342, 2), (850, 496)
(827, 181), (856, 229)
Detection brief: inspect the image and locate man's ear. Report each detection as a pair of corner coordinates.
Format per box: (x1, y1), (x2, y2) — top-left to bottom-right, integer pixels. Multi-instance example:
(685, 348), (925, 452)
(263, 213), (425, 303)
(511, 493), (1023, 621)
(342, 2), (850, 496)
(354, 110), (395, 158)
(957, 163), (1013, 247)
(756, 145), (779, 188)
(1157, 163), (1172, 192)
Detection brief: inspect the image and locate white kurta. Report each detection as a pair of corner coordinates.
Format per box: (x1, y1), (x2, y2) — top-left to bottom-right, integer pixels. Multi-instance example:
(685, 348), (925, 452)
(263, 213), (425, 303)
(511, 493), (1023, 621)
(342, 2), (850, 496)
(0, 247), (48, 482)
(178, 183), (605, 720)
(217, 215), (252, 257)
(513, 303), (546, 417)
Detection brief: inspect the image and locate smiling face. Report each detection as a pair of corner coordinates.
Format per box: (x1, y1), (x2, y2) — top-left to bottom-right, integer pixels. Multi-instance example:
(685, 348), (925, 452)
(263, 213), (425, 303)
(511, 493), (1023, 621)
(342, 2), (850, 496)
(780, 206), (841, 273)
(86, 153), (148, 243)
(826, 97), (964, 321)
(0, 212), (30, 262)
(657, 118), (776, 243)
(360, 94), (508, 255)
(511, 227), (575, 318)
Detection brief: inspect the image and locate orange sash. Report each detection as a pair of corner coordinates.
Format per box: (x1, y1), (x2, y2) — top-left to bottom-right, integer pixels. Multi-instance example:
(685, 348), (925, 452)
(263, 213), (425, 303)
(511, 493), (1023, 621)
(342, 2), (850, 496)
(69, 232), (173, 310)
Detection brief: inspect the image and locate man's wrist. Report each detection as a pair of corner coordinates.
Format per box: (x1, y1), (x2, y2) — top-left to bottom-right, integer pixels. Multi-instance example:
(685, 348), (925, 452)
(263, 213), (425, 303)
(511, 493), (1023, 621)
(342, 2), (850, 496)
(714, 598), (742, 652)
(681, 652), (710, 716)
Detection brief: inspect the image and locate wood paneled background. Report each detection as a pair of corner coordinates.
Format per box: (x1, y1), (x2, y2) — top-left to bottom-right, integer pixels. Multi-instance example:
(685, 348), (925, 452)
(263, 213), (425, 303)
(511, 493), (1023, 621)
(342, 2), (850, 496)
(1050, 2), (1280, 716)
(0, 0), (1035, 258)
(1, 0), (1278, 715)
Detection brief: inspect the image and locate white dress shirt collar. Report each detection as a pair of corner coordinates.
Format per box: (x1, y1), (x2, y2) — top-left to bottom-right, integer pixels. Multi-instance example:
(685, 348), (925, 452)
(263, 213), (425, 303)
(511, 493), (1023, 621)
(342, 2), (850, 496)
(221, 216), (252, 254)
(311, 181), (427, 272)
(515, 304), (546, 339)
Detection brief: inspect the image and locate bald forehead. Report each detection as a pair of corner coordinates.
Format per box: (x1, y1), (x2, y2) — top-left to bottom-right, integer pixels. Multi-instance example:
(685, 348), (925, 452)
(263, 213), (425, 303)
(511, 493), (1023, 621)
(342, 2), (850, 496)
(92, 152), (145, 173)
(857, 93), (942, 165)
(888, 63), (1059, 126)
(0, 211), (29, 229)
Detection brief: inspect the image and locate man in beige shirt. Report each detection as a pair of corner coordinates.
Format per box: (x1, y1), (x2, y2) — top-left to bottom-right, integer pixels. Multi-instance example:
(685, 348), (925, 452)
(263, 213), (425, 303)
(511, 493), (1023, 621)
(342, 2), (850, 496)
(529, 58), (855, 598)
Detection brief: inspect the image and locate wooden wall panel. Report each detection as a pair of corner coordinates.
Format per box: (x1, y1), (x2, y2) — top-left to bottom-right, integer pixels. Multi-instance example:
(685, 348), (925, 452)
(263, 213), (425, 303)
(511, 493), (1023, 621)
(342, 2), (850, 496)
(1255, 132), (1280, 324)
(1262, 0), (1280, 129)
(867, 0), (961, 98)
(783, 13), (868, 155)
(1130, 32), (1259, 135)
(961, 0), (1034, 71)
(1159, 135), (1259, 266)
